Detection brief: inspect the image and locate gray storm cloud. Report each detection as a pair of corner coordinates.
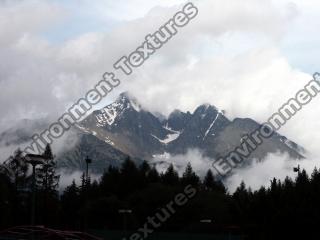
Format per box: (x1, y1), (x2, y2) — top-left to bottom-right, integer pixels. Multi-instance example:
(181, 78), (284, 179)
(1, 0), (320, 190)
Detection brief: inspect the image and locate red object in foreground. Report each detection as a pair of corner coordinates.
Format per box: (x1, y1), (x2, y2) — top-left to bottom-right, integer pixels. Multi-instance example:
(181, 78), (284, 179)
(0, 226), (103, 240)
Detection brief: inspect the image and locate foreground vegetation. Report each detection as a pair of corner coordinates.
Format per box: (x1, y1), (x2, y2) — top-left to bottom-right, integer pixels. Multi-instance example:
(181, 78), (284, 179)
(1, 146), (319, 239)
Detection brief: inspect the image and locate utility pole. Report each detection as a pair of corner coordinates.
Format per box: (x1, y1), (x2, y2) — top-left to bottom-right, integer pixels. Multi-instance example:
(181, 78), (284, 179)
(85, 156), (92, 182)
(84, 156), (92, 231)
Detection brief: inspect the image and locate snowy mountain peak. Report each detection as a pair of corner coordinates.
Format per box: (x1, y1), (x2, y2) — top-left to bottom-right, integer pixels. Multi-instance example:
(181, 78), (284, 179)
(169, 109), (184, 117)
(94, 92), (142, 127)
(116, 92), (141, 112)
(72, 92), (305, 171)
(194, 104), (218, 116)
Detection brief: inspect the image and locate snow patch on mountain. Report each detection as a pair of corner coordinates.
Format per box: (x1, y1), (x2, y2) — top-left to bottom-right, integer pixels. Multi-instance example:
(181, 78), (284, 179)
(151, 130), (181, 144)
(203, 109), (223, 140)
(129, 99), (141, 112)
(161, 132), (181, 144)
(104, 136), (114, 146)
(95, 108), (117, 126)
(75, 124), (91, 133)
(95, 93), (141, 127)
(280, 137), (306, 158)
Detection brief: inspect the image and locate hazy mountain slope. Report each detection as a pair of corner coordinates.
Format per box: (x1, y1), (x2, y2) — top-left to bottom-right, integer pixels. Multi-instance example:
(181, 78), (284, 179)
(79, 92), (304, 166)
(1, 92), (305, 173)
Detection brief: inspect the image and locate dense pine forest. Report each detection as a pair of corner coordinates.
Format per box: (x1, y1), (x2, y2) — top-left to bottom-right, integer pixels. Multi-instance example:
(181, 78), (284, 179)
(1, 146), (320, 239)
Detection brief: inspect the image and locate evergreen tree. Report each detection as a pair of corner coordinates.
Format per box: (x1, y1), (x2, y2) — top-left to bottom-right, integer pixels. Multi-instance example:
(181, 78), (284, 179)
(233, 181), (249, 204)
(119, 157), (140, 195)
(295, 169), (310, 197)
(61, 180), (80, 228)
(283, 176), (294, 190)
(3, 149), (29, 190)
(0, 172), (14, 227)
(148, 166), (160, 183)
(100, 165), (120, 195)
(80, 172), (90, 193)
(203, 169), (226, 193)
(138, 160), (151, 186)
(181, 162), (200, 186)
(161, 164), (179, 185)
(296, 169), (309, 187)
(36, 144), (59, 192)
(139, 160), (151, 176)
(63, 180), (79, 197)
(204, 169), (215, 189)
(1, 149), (31, 227)
(311, 167), (320, 193)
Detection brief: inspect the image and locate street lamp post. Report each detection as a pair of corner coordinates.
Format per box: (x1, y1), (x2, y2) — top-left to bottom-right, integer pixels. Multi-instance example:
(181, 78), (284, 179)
(293, 164), (300, 173)
(118, 209), (132, 239)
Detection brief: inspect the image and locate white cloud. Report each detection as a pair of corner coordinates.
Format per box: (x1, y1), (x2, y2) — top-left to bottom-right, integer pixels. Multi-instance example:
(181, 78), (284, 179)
(0, 0), (299, 129)
(226, 152), (320, 193)
(1, 0), (320, 190)
(58, 169), (101, 190)
(0, 0), (64, 45)
(151, 149), (212, 177)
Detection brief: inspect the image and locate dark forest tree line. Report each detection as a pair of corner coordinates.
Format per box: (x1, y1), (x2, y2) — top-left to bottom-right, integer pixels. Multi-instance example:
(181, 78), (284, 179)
(1, 147), (320, 239)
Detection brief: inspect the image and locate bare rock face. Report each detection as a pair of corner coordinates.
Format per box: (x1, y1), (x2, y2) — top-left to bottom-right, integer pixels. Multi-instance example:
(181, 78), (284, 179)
(1, 92), (304, 173)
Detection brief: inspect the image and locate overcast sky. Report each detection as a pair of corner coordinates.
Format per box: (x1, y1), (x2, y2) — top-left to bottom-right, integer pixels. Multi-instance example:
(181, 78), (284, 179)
(1, 0), (320, 190)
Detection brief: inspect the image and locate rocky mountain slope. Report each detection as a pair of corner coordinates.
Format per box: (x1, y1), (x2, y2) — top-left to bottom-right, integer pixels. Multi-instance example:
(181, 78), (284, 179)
(72, 92), (304, 172)
(0, 92), (304, 173)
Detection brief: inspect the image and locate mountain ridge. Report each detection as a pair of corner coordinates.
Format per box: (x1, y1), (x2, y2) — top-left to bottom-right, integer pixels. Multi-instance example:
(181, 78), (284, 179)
(73, 92), (305, 172)
(0, 92), (305, 173)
